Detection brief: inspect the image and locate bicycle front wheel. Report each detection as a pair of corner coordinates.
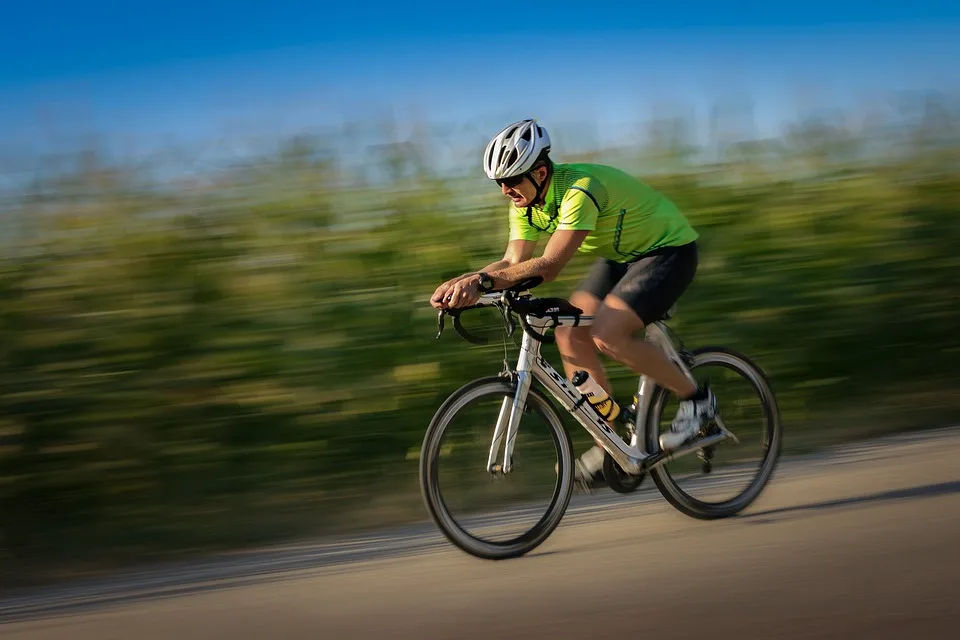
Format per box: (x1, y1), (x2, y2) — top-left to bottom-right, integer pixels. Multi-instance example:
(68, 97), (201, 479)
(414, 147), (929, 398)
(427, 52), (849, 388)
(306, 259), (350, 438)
(647, 346), (783, 520)
(419, 377), (575, 560)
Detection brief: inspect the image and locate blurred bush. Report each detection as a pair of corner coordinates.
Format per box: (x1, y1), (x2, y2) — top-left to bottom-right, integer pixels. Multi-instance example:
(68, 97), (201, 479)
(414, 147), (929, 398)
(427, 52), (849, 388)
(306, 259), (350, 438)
(1, 97), (959, 573)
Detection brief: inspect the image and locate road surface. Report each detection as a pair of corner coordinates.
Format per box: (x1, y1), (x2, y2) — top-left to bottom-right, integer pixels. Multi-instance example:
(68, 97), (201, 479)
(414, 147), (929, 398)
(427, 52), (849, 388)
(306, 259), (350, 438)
(3, 427), (959, 639)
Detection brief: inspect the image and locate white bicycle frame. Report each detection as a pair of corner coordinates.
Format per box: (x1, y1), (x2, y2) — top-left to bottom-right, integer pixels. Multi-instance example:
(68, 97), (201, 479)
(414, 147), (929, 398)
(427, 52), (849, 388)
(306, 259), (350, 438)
(483, 296), (732, 476)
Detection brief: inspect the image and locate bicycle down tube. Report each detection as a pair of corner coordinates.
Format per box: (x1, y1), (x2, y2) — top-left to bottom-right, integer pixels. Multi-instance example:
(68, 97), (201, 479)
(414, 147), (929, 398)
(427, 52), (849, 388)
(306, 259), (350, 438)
(489, 312), (722, 477)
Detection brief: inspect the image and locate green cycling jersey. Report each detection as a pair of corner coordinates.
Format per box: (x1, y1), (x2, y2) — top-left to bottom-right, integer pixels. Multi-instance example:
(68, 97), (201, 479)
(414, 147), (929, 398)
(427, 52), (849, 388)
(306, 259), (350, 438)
(507, 162), (698, 262)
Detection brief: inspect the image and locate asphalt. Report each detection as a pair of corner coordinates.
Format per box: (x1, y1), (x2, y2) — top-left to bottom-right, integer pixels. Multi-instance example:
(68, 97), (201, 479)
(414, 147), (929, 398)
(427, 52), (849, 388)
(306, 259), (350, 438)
(3, 426), (959, 639)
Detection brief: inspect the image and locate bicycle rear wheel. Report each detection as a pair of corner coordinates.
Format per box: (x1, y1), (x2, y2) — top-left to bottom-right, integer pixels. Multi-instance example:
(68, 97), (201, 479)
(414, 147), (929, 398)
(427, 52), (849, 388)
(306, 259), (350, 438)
(647, 346), (782, 519)
(419, 377), (575, 560)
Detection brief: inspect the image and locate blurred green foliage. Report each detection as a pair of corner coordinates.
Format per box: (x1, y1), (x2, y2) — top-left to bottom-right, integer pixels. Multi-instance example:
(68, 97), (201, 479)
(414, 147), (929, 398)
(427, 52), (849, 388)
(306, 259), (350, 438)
(1, 104), (959, 577)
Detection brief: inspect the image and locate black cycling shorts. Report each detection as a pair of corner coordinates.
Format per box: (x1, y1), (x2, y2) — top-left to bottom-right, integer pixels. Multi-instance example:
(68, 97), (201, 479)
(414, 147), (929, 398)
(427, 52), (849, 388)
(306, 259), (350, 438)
(575, 242), (698, 326)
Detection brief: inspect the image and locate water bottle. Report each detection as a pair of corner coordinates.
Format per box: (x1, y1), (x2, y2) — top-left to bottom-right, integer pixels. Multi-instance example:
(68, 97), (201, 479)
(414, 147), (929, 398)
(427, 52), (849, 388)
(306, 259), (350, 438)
(571, 370), (621, 422)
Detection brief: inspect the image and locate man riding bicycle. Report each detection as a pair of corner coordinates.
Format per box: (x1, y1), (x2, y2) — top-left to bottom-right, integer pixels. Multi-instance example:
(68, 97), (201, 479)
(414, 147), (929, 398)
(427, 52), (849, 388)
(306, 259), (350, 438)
(430, 118), (715, 488)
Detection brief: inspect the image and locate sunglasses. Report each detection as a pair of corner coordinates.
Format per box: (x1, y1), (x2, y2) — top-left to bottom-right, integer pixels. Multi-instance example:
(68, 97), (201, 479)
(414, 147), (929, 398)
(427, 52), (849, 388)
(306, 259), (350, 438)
(495, 175), (526, 189)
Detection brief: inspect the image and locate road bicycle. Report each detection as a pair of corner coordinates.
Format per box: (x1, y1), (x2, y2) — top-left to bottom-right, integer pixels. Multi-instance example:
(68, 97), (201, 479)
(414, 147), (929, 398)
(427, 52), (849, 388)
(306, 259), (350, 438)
(420, 277), (782, 560)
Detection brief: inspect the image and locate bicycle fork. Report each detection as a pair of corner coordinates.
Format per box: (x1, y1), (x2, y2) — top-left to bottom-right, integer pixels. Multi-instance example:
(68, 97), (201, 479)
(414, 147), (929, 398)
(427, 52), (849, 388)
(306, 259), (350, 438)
(486, 370), (532, 474)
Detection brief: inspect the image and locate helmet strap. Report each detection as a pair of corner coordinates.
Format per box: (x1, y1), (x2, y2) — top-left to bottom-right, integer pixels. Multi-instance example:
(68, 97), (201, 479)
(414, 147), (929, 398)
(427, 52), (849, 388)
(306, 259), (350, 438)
(526, 162), (550, 206)
(523, 162), (553, 226)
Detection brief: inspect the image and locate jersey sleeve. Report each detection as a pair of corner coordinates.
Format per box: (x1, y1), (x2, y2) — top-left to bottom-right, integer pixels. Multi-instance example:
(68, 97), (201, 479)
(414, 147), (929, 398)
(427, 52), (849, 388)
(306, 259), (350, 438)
(556, 185), (600, 232)
(508, 204), (541, 242)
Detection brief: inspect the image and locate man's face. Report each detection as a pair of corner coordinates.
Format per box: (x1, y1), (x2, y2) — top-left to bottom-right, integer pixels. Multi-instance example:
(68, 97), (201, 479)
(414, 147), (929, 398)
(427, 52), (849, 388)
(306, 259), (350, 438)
(497, 165), (548, 207)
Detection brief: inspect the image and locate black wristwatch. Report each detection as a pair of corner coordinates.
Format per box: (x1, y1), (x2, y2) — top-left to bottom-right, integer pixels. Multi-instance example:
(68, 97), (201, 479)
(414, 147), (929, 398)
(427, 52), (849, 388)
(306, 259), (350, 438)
(477, 272), (495, 293)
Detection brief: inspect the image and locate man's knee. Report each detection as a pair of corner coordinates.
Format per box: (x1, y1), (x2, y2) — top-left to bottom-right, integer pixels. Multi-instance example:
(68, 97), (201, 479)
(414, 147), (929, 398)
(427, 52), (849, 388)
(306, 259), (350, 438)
(590, 297), (645, 357)
(590, 323), (628, 358)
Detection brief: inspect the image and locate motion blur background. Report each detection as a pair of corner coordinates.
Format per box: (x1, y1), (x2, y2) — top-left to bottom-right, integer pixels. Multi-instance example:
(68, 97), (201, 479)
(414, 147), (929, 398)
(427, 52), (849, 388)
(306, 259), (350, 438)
(1, 1), (958, 585)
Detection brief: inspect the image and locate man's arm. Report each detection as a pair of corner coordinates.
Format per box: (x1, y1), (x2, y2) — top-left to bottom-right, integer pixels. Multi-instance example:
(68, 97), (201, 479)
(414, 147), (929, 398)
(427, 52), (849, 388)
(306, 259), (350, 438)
(436, 231), (588, 309)
(476, 239), (538, 275)
(438, 188), (597, 308)
(484, 229), (589, 289)
(485, 186), (598, 287)
(449, 240), (537, 282)
(430, 240), (536, 308)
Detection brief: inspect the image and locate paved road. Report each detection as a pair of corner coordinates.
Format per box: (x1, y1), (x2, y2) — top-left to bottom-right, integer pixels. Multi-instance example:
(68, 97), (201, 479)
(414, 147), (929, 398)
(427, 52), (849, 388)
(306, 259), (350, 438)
(3, 427), (959, 639)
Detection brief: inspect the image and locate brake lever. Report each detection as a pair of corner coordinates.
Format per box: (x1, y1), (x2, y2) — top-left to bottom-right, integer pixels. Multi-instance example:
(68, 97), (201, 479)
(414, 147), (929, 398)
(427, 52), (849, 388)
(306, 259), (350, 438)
(435, 309), (446, 339)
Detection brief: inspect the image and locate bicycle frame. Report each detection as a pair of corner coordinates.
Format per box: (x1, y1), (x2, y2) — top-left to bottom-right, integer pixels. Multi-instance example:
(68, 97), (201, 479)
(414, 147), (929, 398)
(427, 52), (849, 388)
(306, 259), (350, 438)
(487, 312), (731, 476)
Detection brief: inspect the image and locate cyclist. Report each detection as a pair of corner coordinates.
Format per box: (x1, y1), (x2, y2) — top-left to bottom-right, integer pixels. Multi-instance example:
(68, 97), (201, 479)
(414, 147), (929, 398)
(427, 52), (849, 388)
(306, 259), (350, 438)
(430, 118), (715, 488)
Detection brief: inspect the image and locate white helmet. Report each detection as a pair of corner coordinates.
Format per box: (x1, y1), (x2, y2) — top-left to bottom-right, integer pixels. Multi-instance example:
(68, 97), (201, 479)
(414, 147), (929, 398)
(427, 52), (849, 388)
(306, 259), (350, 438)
(482, 119), (551, 180)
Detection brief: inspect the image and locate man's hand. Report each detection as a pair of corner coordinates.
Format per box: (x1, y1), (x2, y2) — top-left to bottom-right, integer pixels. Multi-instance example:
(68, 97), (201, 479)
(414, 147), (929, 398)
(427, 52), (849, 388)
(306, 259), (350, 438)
(430, 274), (481, 310)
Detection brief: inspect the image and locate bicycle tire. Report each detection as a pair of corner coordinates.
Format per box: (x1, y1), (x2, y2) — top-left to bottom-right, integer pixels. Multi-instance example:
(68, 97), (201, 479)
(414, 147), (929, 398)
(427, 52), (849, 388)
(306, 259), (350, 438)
(647, 346), (783, 519)
(419, 377), (575, 560)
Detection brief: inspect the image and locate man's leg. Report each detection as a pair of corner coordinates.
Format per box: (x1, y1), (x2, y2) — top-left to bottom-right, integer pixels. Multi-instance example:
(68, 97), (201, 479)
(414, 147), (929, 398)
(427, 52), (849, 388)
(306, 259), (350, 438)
(554, 292), (613, 487)
(591, 296), (697, 398)
(555, 258), (626, 395)
(554, 261), (624, 488)
(555, 291), (608, 390)
(591, 243), (716, 451)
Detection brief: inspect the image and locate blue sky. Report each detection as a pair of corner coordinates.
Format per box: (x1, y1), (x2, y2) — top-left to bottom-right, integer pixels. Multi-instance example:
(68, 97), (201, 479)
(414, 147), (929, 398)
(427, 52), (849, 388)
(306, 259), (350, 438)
(3, 1), (960, 83)
(2, 1), (959, 167)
